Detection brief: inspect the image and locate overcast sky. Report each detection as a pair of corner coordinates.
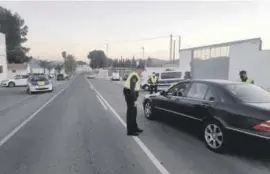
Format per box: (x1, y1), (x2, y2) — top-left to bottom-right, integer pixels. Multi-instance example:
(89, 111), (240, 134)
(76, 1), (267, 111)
(1, 1), (270, 61)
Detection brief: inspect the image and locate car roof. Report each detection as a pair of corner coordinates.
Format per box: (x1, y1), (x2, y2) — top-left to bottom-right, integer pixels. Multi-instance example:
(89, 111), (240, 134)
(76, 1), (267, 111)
(184, 79), (241, 86)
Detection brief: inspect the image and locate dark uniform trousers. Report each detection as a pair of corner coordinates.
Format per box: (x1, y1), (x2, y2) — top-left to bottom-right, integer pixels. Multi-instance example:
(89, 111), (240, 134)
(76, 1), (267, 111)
(150, 85), (157, 94)
(123, 88), (139, 133)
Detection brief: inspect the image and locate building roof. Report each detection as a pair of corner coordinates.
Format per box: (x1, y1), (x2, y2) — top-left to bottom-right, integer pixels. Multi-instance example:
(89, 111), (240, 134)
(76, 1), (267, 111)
(8, 64), (28, 70)
(180, 38), (262, 51)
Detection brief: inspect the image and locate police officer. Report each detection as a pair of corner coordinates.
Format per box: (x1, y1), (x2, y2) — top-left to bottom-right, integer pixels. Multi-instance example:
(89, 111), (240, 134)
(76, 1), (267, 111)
(239, 70), (254, 84)
(150, 72), (158, 94)
(123, 64), (145, 136)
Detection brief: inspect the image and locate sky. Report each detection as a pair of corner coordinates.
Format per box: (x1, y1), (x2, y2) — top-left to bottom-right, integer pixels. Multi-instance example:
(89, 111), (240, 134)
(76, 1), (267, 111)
(1, 1), (270, 61)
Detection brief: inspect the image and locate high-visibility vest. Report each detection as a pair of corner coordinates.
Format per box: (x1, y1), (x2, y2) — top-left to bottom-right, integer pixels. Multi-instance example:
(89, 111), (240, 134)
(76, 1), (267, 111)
(240, 77), (254, 84)
(170, 83), (177, 88)
(151, 75), (157, 84)
(124, 72), (140, 91)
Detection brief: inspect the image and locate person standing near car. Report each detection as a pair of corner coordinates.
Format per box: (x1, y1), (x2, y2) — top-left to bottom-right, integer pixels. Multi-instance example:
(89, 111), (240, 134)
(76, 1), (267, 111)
(239, 70), (254, 84)
(150, 72), (158, 94)
(123, 64), (145, 136)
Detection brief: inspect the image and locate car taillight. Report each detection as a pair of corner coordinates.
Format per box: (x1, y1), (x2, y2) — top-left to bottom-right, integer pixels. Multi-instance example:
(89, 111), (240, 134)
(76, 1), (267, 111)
(253, 120), (270, 132)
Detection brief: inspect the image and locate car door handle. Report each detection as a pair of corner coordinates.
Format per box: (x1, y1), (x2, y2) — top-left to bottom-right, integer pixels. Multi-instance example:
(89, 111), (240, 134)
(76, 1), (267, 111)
(201, 102), (210, 107)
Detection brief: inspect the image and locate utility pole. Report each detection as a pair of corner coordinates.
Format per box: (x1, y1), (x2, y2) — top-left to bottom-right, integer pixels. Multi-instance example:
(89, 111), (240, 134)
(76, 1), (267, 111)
(169, 34), (173, 61)
(142, 46), (145, 59)
(178, 36), (181, 65)
(106, 44), (109, 67)
(173, 40), (176, 63)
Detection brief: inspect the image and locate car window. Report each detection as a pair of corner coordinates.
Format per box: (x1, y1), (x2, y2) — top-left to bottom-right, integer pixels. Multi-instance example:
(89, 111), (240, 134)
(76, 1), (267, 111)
(187, 83), (209, 100)
(161, 72), (182, 79)
(225, 83), (270, 103)
(22, 75), (28, 79)
(204, 88), (217, 101)
(167, 82), (190, 97)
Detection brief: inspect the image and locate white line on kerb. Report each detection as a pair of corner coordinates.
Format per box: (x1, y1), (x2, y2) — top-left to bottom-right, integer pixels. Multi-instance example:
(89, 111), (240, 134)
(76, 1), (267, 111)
(96, 95), (108, 110)
(0, 75), (77, 148)
(85, 77), (170, 174)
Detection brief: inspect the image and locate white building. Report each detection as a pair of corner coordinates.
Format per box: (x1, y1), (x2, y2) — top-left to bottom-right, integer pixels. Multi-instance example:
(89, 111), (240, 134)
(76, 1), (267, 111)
(0, 33), (7, 82)
(7, 64), (29, 78)
(179, 38), (270, 89)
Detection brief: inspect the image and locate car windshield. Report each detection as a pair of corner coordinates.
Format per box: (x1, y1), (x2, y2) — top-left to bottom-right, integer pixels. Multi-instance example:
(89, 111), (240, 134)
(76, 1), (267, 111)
(225, 83), (270, 103)
(32, 76), (48, 81)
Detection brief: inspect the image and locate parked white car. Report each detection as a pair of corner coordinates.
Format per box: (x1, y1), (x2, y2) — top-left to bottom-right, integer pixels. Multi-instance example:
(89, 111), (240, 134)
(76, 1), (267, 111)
(26, 75), (53, 94)
(1, 75), (29, 87)
(111, 72), (120, 81)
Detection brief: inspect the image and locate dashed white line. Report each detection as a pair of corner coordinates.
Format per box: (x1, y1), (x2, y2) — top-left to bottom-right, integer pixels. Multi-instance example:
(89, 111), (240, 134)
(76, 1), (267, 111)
(96, 94), (108, 110)
(85, 77), (170, 174)
(0, 75), (77, 149)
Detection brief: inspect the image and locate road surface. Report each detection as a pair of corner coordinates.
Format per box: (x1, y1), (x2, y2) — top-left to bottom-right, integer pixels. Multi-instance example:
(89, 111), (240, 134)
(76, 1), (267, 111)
(0, 74), (270, 174)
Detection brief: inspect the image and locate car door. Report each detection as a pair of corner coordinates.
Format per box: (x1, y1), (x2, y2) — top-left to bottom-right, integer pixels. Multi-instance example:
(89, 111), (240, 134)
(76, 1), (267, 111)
(14, 75), (22, 86)
(177, 82), (218, 121)
(21, 75), (29, 86)
(154, 81), (191, 115)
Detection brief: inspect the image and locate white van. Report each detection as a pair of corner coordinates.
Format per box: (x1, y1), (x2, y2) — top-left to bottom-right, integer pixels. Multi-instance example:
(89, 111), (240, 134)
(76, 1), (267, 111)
(141, 70), (190, 91)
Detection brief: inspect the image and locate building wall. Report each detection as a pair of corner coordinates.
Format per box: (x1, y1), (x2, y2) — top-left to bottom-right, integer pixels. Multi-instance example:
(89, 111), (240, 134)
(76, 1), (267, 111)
(179, 50), (192, 71)
(228, 39), (270, 89)
(8, 69), (28, 78)
(0, 33), (7, 82)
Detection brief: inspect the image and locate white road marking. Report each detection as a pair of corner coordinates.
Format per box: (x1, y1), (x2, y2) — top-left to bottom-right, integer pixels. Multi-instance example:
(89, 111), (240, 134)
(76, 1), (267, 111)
(0, 75), (77, 148)
(85, 77), (170, 174)
(96, 94), (108, 110)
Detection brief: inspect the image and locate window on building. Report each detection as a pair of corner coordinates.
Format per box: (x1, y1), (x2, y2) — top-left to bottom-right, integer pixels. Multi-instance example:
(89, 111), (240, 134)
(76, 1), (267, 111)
(0, 66), (3, 73)
(12, 69), (16, 73)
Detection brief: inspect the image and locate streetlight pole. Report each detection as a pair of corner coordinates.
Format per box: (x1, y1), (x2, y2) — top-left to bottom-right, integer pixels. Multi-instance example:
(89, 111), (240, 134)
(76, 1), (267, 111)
(106, 44), (109, 67)
(142, 46), (144, 59)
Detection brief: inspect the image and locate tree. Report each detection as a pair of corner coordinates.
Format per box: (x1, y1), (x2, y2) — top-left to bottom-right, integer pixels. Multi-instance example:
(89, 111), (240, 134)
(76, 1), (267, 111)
(55, 63), (64, 74)
(39, 60), (49, 74)
(76, 61), (87, 65)
(47, 62), (55, 75)
(0, 7), (31, 63)
(65, 54), (76, 73)
(87, 50), (107, 69)
(61, 51), (67, 59)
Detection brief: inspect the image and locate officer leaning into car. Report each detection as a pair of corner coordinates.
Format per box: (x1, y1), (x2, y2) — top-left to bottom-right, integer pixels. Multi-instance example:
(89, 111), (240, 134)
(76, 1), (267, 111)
(150, 72), (158, 94)
(239, 70), (254, 84)
(123, 63), (145, 136)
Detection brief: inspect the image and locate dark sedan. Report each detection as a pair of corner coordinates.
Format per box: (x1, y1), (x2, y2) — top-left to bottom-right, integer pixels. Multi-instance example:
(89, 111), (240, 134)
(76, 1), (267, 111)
(143, 79), (270, 153)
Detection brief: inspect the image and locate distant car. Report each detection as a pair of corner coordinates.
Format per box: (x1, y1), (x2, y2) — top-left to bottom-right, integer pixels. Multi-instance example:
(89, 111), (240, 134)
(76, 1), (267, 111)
(26, 75), (53, 94)
(87, 73), (95, 79)
(143, 79), (270, 153)
(122, 74), (128, 81)
(111, 72), (120, 81)
(1, 75), (29, 87)
(57, 74), (65, 81)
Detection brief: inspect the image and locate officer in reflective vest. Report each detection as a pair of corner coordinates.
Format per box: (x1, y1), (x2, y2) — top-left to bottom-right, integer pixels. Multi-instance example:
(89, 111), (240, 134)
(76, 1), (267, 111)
(239, 70), (254, 84)
(150, 73), (158, 94)
(123, 64), (145, 136)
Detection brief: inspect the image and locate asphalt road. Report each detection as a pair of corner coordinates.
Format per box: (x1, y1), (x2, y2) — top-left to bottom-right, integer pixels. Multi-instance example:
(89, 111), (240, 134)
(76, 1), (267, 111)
(0, 75), (270, 174)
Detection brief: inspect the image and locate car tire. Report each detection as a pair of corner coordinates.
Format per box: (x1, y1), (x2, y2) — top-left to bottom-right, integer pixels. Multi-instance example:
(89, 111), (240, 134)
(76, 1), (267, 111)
(144, 100), (156, 120)
(8, 82), (15, 88)
(204, 120), (228, 153)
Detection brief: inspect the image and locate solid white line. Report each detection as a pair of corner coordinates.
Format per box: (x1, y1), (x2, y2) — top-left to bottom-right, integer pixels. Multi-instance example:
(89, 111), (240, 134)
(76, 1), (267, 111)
(85, 78), (170, 174)
(96, 95), (108, 110)
(0, 75), (77, 148)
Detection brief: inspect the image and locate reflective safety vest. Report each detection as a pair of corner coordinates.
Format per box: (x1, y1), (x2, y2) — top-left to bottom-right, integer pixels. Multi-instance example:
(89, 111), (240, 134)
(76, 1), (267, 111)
(151, 75), (158, 84)
(240, 77), (254, 84)
(170, 83), (177, 88)
(124, 72), (140, 91)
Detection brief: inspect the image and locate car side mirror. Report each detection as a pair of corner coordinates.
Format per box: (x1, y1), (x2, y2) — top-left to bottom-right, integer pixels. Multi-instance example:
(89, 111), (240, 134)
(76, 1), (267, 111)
(160, 90), (166, 96)
(209, 97), (215, 101)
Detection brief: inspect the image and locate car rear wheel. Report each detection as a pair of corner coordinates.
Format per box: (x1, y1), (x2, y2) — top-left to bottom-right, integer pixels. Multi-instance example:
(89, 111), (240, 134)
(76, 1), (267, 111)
(8, 82), (15, 87)
(204, 121), (227, 153)
(144, 100), (155, 120)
